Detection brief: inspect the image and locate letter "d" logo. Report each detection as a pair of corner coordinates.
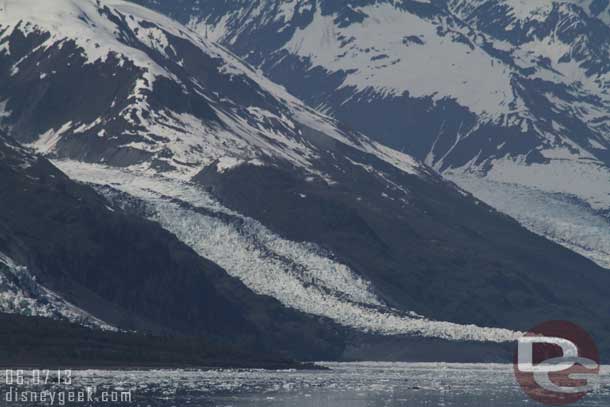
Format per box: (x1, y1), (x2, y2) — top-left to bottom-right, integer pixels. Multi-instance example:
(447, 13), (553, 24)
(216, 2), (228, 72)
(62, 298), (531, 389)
(514, 321), (599, 406)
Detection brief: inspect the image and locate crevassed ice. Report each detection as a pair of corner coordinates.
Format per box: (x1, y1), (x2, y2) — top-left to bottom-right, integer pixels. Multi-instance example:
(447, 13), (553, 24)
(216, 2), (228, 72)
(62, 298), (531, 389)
(56, 161), (521, 343)
(447, 173), (610, 270)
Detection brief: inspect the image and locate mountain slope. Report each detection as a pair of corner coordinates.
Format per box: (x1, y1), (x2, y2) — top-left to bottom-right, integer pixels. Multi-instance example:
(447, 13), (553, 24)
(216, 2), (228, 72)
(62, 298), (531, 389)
(0, 131), (345, 359)
(2, 0), (610, 355)
(143, 0), (610, 269)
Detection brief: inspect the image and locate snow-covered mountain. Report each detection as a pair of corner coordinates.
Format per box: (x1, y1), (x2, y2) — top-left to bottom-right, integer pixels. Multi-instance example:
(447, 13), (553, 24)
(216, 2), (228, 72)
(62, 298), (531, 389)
(3, 0), (610, 358)
(140, 0), (610, 269)
(0, 0), (423, 181)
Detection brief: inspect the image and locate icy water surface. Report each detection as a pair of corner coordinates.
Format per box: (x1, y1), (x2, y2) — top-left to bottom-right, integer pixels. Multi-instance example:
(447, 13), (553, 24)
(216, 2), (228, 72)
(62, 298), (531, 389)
(0, 363), (608, 406)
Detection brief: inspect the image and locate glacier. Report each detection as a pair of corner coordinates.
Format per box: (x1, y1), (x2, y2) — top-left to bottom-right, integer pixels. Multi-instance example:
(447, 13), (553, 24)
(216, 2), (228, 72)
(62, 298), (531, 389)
(0, 252), (115, 329)
(55, 160), (521, 343)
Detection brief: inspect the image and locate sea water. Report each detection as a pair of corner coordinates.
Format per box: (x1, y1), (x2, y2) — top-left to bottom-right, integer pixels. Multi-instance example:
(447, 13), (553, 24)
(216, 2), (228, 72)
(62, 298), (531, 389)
(0, 363), (608, 406)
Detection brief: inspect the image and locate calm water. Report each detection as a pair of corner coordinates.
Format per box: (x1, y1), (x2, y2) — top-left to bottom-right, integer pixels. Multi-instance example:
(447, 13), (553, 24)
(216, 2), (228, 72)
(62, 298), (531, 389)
(0, 363), (608, 406)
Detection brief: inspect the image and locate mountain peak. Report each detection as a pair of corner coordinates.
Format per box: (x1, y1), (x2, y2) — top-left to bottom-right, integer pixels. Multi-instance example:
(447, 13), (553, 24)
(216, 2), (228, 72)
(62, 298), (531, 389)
(0, 0), (423, 181)
(0, 0), (201, 79)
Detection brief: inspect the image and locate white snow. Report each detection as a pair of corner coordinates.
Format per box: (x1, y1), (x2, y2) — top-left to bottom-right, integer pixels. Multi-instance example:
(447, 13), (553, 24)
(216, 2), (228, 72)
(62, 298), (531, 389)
(0, 0), (171, 87)
(30, 121), (74, 154)
(215, 156), (244, 173)
(482, 155), (610, 210)
(189, 14), (232, 43)
(283, 2), (516, 116)
(495, 0), (554, 21)
(0, 98), (10, 120)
